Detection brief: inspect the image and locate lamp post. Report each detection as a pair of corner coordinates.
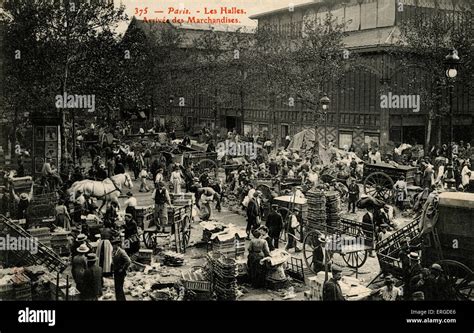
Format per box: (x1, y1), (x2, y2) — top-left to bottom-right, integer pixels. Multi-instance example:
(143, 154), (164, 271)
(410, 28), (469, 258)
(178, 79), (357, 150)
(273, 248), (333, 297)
(444, 48), (460, 190)
(320, 94), (331, 147)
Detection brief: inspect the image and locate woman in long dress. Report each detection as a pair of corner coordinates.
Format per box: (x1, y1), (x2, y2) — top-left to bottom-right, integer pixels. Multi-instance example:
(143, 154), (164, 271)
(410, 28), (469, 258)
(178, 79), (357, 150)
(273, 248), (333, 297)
(461, 161), (472, 191)
(247, 230), (271, 288)
(170, 164), (184, 194)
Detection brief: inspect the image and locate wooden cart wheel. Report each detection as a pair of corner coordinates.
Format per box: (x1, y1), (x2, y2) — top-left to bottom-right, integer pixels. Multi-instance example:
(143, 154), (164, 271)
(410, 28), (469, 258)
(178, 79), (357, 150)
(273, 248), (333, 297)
(143, 231), (156, 249)
(195, 159), (218, 175)
(303, 230), (324, 273)
(181, 215), (192, 249)
(341, 250), (368, 269)
(363, 172), (394, 202)
(436, 259), (474, 300)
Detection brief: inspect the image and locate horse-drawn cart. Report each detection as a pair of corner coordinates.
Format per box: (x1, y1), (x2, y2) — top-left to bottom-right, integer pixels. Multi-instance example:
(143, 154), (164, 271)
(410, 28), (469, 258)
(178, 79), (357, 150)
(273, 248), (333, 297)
(142, 194), (193, 254)
(374, 191), (474, 300)
(363, 162), (417, 202)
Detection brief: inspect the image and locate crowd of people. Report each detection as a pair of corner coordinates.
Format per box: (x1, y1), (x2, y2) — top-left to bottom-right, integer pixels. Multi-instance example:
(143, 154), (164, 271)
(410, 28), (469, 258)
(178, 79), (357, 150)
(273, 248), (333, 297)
(2, 117), (472, 300)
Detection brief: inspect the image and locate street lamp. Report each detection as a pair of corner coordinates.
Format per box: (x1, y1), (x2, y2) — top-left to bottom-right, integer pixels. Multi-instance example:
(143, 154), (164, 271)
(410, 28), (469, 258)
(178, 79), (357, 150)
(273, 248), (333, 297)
(320, 94), (331, 147)
(444, 48), (460, 190)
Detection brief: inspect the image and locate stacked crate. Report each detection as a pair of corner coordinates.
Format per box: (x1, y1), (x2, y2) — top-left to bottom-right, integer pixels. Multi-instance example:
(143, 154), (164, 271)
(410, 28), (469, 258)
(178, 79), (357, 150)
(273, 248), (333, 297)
(325, 191), (341, 229)
(211, 235), (246, 259)
(50, 231), (70, 257)
(28, 227), (51, 248)
(137, 249), (153, 265)
(11, 273), (32, 301)
(0, 275), (14, 301)
(136, 205), (154, 229)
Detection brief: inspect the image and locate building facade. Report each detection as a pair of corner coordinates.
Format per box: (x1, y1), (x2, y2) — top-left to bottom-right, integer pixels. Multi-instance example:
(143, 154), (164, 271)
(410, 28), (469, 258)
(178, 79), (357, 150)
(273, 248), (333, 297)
(141, 0), (472, 150)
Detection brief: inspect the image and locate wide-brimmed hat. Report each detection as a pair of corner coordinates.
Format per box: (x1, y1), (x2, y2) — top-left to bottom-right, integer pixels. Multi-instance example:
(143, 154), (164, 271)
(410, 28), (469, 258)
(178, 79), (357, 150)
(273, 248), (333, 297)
(318, 235), (326, 243)
(76, 234), (87, 242)
(430, 263), (443, 272)
(19, 193), (28, 200)
(76, 244), (90, 253)
(86, 253), (97, 262)
(408, 252), (419, 260)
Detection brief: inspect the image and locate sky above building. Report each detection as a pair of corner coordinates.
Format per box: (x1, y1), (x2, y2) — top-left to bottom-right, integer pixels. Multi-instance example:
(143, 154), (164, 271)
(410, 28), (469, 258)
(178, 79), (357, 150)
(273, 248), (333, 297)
(120, 0), (309, 27)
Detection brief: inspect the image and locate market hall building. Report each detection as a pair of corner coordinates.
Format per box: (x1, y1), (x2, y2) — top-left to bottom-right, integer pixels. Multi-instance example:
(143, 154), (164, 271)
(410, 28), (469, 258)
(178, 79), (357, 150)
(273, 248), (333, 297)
(140, 0), (472, 150)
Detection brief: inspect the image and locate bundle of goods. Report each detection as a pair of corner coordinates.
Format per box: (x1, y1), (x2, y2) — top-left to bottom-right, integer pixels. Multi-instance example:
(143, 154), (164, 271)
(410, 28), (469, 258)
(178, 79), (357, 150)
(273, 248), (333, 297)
(200, 221), (226, 243)
(170, 193), (195, 206)
(9, 176), (33, 193)
(50, 230), (70, 256)
(325, 191), (341, 229)
(181, 266), (212, 300)
(27, 227), (51, 248)
(135, 205), (154, 229)
(162, 251), (184, 267)
(306, 190), (326, 230)
(264, 250), (290, 290)
(210, 227), (247, 259)
(206, 251), (238, 301)
(137, 249), (153, 266)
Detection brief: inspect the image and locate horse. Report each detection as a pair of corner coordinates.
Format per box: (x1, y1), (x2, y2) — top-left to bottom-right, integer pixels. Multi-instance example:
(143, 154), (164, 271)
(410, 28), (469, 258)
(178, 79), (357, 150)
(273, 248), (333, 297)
(68, 173), (133, 211)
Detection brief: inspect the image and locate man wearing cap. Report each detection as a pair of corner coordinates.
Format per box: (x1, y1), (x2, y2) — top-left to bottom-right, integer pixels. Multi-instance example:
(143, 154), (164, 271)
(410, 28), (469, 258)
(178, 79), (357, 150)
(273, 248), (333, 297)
(373, 274), (402, 301)
(154, 167), (164, 185)
(112, 239), (131, 301)
(347, 178), (359, 214)
(123, 213), (140, 255)
(246, 191), (262, 239)
(81, 253), (103, 301)
(124, 191), (137, 221)
(266, 204), (283, 249)
(323, 264), (345, 301)
(426, 263), (449, 300)
(72, 244), (89, 295)
(151, 181), (172, 229)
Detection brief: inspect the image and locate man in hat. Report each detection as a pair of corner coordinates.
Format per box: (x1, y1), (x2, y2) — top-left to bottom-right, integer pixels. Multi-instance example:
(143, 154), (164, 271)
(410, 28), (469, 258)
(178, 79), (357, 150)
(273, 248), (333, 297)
(373, 274), (402, 301)
(112, 238), (131, 301)
(312, 234), (328, 273)
(41, 157), (62, 189)
(347, 177), (359, 214)
(426, 263), (449, 300)
(285, 208), (301, 253)
(11, 183), (34, 222)
(72, 244), (89, 294)
(404, 252), (422, 298)
(265, 204), (283, 249)
(71, 233), (90, 258)
(81, 253), (103, 301)
(322, 264), (345, 301)
(199, 169), (210, 188)
(124, 191), (137, 221)
(246, 190), (262, 239)
(151, 181), (172, 229)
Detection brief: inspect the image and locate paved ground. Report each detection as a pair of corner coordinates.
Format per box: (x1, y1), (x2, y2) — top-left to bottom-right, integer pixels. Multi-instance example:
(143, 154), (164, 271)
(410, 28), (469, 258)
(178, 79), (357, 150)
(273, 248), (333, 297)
(95, 176), (413, 301)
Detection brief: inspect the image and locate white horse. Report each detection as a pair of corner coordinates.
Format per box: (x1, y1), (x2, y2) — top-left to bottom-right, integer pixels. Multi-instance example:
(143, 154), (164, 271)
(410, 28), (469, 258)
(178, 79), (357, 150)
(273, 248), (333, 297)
(68, 173), (133, 210)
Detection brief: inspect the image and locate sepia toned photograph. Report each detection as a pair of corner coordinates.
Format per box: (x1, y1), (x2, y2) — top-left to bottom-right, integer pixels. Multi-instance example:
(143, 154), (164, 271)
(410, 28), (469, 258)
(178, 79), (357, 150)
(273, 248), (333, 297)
(0, 0), (472, 329)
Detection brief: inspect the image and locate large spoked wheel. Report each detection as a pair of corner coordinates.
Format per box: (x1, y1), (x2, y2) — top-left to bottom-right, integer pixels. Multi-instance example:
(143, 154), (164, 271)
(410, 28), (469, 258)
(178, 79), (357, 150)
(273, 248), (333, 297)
(143, 231), (156, 249)
(364, 172), (394, 202)
(181, 215), (192, 249)
(303, 230), (324, 274)
(341, 250), (368, 269)
(436, 259), (474, 300)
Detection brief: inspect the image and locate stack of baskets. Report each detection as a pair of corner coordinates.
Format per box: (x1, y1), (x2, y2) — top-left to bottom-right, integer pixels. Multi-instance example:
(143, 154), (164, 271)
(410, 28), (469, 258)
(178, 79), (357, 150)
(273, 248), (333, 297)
(325, 191), (341, 229)
(206, 251), (238, 301)
(306, 190), (327, 230)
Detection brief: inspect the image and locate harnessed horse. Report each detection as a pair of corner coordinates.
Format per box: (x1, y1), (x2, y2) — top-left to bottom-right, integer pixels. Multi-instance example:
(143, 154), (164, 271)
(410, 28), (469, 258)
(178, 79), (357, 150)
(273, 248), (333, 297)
(68, 173), (133, 211)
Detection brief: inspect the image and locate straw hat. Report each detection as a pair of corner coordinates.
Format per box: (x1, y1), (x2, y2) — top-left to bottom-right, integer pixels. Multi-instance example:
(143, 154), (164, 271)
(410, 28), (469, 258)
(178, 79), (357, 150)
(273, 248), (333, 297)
(76, 244), (90, 253)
